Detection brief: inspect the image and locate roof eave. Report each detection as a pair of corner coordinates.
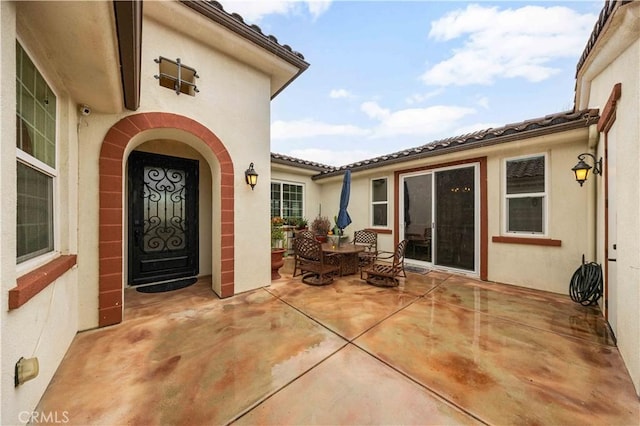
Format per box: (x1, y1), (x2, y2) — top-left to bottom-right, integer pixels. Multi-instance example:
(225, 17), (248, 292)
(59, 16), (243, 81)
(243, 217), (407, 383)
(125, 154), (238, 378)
(179, 0), (309, 98)
(270, 154), (333, 173)
(114, 0), (143, 111)
(313, 114), (599, 180)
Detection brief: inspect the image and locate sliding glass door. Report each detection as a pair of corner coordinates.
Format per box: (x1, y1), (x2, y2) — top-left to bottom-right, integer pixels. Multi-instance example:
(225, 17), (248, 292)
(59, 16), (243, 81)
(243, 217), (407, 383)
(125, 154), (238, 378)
(401, 164), (478, 273)
(402, 174), (433, 263)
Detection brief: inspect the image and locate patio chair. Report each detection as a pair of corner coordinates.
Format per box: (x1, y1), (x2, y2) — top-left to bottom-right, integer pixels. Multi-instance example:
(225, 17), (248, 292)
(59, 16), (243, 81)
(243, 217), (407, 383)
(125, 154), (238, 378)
(352, 229), (378, 268)
(294, 229), (315, 240)
(292, 230), (318, 276)
(409, 227), (431, 260)
(292, 236), (340, 285)
(361, 239), (408, 287)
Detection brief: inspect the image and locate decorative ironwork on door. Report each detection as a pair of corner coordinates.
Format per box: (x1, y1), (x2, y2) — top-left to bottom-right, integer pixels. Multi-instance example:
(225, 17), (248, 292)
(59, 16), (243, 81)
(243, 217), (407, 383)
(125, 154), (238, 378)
(128, 151), (199, 286)
(142, 166), (187, 252)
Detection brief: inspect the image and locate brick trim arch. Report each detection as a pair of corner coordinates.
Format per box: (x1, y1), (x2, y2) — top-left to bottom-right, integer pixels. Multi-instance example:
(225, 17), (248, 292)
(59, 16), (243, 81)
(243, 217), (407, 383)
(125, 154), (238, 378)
(98, 112), (234, 327)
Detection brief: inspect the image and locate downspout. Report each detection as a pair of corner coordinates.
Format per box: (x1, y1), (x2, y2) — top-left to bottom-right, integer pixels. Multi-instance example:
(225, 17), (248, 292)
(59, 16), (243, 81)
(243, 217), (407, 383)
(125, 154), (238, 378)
(586, 124), (600, 262)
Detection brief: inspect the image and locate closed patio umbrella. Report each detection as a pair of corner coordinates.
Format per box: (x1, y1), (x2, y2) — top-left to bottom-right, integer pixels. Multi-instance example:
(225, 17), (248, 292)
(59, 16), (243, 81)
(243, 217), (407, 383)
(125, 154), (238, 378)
(336, 169), (352, 239)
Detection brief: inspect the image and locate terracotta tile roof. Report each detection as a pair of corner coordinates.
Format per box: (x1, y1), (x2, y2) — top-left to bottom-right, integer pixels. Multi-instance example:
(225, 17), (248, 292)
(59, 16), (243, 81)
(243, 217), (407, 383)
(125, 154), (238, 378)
(576, 1), (632, 76)
(304, 109), (599, 179)
(180, 1), (308, 67)
(270, 153), (334, 172)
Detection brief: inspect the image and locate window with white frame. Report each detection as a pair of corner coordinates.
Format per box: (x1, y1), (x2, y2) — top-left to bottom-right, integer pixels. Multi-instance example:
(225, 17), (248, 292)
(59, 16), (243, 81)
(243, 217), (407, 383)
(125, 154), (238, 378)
(505, 154), (546, 234)
(16, 42), (57, 263)
(371, 178), (388, 227)
(271, 181), (304, 220)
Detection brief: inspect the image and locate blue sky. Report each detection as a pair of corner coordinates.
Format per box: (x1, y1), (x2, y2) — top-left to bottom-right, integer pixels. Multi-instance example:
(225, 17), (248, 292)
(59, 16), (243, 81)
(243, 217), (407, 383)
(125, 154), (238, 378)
(223, 1), (603, 166)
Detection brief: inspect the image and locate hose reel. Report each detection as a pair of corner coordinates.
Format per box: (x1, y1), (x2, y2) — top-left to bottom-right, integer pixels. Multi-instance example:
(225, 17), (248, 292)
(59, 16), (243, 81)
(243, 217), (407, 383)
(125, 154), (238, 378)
(569, 254), (603, 306)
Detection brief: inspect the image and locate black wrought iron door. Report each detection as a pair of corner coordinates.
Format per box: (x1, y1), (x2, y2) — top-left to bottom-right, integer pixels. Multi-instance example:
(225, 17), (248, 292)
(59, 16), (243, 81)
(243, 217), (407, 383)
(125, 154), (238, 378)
(128, 151), (199, 285)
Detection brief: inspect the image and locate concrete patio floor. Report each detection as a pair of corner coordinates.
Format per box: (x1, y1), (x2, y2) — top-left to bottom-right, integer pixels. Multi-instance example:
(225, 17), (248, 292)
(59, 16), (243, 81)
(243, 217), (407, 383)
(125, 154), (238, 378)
(36, 271), (639, 425)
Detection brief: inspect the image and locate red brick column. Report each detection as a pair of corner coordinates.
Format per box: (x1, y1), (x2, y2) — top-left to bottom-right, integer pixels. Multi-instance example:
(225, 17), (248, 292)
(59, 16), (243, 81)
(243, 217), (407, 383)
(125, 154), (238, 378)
(98, 113), (234, 327)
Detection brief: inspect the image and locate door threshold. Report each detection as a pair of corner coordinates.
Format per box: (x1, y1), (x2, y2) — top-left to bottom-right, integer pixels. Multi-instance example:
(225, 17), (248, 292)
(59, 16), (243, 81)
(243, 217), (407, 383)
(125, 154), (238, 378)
(134, 277), (198, 293)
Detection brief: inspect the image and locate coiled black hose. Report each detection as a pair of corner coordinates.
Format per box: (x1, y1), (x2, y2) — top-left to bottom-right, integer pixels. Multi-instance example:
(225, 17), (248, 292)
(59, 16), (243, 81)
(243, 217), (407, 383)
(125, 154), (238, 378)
(569, 259), (603, 306)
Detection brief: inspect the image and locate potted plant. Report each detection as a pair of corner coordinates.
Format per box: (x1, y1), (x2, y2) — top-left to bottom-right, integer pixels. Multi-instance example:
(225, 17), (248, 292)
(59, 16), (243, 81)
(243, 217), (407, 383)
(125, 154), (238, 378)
(271, 217), (286, 280)
(292, 217), (309, 239)
(311, 215), (331, 242)
(296, 217), (308, 230)
(331, 215), (350, 245)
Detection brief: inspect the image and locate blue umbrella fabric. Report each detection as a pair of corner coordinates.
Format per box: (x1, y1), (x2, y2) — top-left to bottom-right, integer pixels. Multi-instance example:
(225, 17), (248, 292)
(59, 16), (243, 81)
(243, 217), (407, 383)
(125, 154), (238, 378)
(336, 169), (352, 233)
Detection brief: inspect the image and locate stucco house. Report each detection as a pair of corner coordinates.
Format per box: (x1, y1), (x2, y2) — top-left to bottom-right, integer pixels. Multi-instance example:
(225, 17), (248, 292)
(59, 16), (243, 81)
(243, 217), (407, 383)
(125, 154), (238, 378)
(271, 0), (639, 399)
(1, 0), (638, 422)
(1, 0), (309, 420)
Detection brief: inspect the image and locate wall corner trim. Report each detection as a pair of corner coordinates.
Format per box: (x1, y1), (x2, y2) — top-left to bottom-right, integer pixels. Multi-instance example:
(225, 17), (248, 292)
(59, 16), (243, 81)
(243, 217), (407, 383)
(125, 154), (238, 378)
(597, 82), (622, 133)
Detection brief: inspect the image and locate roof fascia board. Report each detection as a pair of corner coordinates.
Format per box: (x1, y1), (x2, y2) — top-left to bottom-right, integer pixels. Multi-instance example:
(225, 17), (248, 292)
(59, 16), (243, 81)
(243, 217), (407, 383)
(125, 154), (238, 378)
(575, 1), (632, 76)
(312, 117), (597, 180)
(114, 0), (142, 111)
(271, 163), (321, 177)
(271, 158), (330, 173)
(179, 1), (309, 99)
(179, 1), (308, 68)
(575, 2), (639, 109)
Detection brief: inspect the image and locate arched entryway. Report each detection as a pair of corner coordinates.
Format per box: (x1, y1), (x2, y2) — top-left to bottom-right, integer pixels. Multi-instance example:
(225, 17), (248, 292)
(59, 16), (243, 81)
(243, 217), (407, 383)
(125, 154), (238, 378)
(98, 112), (235, 327)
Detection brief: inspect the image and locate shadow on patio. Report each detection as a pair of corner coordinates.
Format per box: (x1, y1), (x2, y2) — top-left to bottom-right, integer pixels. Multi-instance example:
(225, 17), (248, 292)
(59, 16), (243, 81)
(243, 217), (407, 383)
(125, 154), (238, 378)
(36, 271), (639, 425)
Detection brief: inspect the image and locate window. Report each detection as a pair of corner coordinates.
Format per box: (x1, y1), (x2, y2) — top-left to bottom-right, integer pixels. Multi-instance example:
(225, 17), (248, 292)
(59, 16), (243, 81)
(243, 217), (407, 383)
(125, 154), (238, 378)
(154, 57), (199, 96)
(371, 178), (388, 227)
(505, 154), (546, 234)
(271, 182), (304, 220)
(16, 42), (56, 263)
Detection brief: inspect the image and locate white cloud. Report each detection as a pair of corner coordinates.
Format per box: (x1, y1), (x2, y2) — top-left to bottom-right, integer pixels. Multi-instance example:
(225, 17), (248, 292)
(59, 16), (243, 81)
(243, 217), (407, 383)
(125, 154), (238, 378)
(362, 101), (476, 139)
(271, 119), (370, 140)
(361, 101), (390, 120)
(405, 89), (444, 105)
(288, 148), (379, 167)
(222, 0), (332, 23)
(476, 96), (489, 109)
(453, 122), (500, 136)
(329, 89), (353, 99)
(307, 0), (332, 20)
(422, 4), (597, 86)
(273, 101), (477, 146)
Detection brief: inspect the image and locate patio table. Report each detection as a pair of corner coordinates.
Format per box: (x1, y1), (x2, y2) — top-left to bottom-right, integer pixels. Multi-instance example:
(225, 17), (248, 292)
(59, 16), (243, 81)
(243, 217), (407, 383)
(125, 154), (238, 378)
(321, 242), (365, 276)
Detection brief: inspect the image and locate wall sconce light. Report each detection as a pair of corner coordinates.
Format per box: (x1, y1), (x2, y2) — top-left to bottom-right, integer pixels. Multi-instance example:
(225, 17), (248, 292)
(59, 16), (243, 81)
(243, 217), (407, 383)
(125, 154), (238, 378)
(245, 163), (258, 190)
(572, 153), (602, 186)
(15, 357), (39, 386)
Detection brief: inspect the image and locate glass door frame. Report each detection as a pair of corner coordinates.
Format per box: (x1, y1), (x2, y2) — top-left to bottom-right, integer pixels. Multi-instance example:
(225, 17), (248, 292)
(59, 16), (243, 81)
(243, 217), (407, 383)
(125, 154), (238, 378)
(400, 170), (434, 267)
(399, 162), (481, 276)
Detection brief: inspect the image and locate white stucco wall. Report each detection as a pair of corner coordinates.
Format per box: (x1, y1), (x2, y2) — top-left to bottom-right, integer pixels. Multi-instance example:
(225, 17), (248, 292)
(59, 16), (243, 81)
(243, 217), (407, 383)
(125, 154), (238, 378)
(587, 36), (640, 395)
(320, 170), (397, 252)
(1, 3), (80, 422)
(75, 9), (280, 329)
(486, 132), (593, 293)
(311, 127), (592, 295)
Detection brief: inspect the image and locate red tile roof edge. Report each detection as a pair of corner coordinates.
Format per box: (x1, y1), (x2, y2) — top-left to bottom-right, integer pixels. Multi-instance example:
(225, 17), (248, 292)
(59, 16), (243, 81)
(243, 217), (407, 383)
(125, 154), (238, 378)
(270, 109), (599, 179)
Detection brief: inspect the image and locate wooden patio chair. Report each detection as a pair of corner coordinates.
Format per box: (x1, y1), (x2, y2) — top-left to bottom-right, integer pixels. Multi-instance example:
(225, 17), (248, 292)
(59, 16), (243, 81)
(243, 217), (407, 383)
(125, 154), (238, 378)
(360, 239), (408, 287)
(293, 236), (340, 285)
(352, 229), (378, 268)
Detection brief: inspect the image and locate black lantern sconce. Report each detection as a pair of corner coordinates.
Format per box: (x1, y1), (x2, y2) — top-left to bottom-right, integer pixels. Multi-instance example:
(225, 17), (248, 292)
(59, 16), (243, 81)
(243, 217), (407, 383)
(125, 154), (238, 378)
(572, 153), (602, 186)
(245, 163), (258, 190)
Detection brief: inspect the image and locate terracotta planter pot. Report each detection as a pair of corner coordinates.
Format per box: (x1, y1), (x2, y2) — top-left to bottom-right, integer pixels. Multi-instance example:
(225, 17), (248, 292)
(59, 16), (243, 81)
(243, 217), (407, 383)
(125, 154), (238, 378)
(271, 248), (286, 280)
(315, 235), (327, 243)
